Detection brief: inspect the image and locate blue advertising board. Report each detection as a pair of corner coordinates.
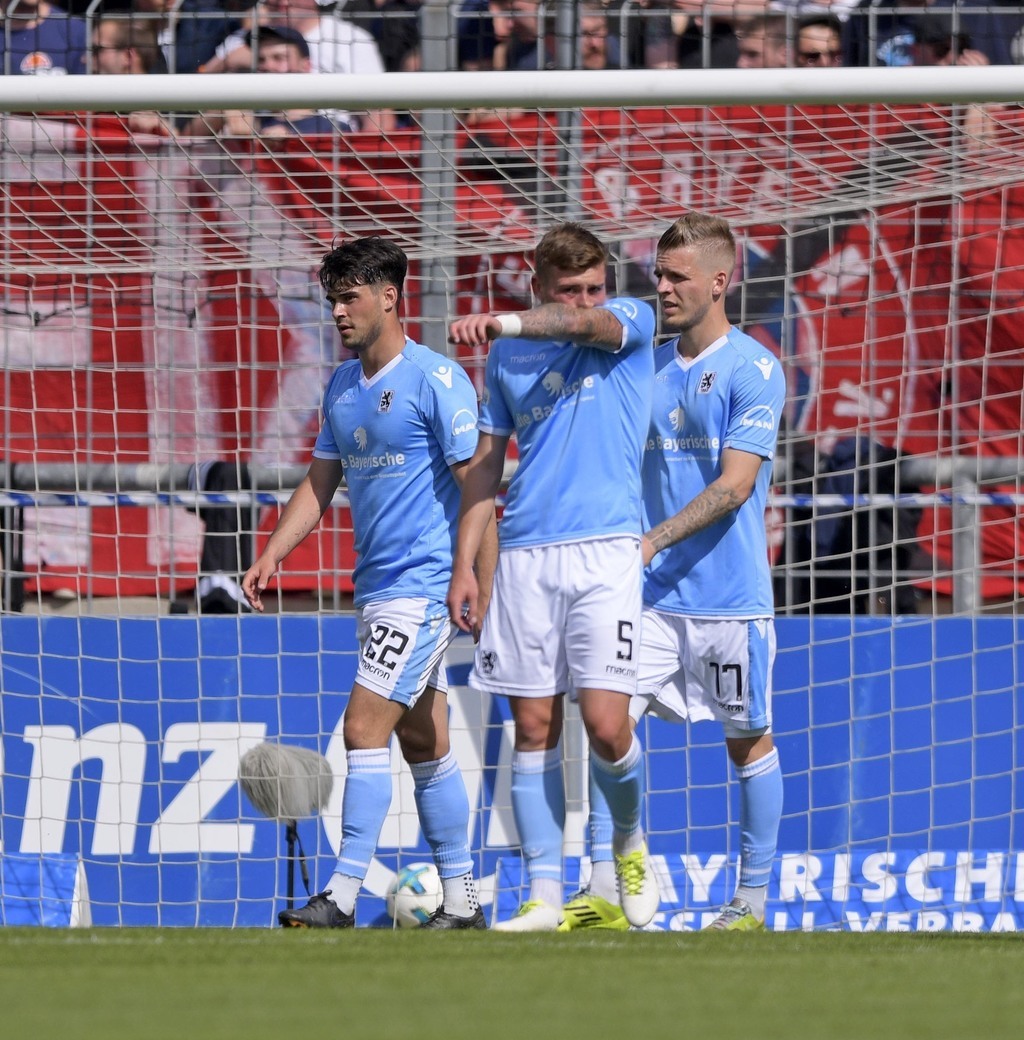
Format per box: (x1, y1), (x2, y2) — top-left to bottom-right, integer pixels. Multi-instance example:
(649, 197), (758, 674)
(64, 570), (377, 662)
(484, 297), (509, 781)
(0, 615), (1021, 929)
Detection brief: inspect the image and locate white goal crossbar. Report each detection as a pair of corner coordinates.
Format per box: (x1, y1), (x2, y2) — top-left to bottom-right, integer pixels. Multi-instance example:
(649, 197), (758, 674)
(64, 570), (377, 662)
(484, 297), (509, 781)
(1, 66), (1024, 113)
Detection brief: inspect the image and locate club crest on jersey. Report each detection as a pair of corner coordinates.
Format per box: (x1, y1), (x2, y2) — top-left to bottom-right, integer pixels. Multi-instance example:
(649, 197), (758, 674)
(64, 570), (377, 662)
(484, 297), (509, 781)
(354, 426), (368, 450)
(479, 650), (497, 676)
(698, 371), (717, 393)
(378, 389), (394, 413)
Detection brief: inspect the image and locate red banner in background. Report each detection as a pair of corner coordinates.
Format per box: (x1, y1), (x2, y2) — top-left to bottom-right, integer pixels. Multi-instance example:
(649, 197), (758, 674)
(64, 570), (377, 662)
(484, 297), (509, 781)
(2, 106), (1017, 600)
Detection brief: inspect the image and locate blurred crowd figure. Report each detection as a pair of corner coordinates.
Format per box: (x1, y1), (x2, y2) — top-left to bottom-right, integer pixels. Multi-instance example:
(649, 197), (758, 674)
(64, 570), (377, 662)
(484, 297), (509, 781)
(0, 0), (88, 74)
(795, 12), (842, 66)
(4, 0), (1024, 75)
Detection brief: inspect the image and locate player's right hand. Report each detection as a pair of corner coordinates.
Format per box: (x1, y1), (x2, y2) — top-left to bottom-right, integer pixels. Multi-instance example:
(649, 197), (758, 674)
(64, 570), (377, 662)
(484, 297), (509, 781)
(446, 563), (480, 634)
(448, 314), (500, 349)
(241, 557), (277, 613)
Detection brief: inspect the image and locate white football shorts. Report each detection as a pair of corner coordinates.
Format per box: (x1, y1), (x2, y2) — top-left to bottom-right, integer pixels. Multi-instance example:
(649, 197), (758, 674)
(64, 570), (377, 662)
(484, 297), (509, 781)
(633, 610), (776, 737)
(471, 536), (643, 698)
(354, 597), (453, 707)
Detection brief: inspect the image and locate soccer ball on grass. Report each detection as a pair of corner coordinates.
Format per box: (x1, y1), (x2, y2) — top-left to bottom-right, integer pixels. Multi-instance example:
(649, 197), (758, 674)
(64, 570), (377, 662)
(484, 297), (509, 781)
(386, 862), (443, 928)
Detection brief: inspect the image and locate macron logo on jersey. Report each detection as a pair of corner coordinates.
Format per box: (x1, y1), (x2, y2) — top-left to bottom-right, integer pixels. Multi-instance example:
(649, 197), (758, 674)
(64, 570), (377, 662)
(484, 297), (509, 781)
(753, 356), (775, 381)
(432, 365), (454, 389)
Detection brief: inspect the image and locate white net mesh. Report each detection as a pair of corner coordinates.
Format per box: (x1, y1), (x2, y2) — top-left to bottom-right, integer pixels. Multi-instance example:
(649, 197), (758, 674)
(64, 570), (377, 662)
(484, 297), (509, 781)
(0, 64), (1021, 930)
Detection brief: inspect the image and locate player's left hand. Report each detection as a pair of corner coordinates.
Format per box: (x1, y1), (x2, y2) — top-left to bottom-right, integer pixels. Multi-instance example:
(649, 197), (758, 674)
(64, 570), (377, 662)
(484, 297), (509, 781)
(641, 533), (657, 567)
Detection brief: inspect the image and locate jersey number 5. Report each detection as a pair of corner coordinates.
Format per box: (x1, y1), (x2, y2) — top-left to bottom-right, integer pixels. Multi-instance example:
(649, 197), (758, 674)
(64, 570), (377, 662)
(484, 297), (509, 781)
(616, 620), (634, 661)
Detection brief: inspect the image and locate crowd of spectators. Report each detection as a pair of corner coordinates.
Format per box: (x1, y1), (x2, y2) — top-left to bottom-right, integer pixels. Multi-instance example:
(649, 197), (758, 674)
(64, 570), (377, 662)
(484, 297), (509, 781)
(2, 0), (1023, 79)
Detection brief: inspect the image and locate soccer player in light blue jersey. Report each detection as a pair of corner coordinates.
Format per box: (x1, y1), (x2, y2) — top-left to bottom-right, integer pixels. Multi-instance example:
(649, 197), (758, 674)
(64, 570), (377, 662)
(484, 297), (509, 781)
(242, 237), (496, 931)
(446, 223), (661, 932)
(579, 213), (786, 932)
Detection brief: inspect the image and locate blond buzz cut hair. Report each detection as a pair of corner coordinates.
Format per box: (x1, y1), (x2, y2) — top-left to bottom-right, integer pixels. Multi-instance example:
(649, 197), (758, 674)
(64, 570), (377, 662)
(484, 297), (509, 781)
(657, 212), (737, 280)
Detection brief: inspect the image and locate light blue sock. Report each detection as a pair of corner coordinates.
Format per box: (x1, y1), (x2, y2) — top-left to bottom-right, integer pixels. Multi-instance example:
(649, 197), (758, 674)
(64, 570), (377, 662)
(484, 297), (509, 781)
(586, 760), (617, 902)
(334, 747), (393, 882)
(590, 735), (645, 854)
(410, 750), (473, 879)
(511, 745), (565, 904)
(736, 747), (783, 889)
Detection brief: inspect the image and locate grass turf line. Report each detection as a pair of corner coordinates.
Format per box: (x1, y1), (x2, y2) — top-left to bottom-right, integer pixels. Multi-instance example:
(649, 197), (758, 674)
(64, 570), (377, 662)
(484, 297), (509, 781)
(0, 928), (1020, 1040)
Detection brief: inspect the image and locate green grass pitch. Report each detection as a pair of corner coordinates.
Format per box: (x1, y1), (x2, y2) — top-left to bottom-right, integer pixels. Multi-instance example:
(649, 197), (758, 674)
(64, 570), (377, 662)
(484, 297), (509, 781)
(1, 928), (1021, 1040)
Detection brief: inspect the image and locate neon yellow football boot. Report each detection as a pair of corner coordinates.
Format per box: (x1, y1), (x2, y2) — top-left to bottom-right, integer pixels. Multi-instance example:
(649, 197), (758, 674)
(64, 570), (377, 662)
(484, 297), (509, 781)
(557, 890), (629, 932)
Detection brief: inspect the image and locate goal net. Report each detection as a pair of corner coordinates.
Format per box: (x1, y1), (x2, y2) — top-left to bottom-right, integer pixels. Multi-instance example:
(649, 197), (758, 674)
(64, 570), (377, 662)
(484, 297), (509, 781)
(0, 61), (1021, 930)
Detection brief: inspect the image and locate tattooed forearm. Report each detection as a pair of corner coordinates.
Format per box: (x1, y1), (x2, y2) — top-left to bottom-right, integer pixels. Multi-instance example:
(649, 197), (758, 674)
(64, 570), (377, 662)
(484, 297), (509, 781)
(645, 481), (744, 555)
(519, 303), (623, 349)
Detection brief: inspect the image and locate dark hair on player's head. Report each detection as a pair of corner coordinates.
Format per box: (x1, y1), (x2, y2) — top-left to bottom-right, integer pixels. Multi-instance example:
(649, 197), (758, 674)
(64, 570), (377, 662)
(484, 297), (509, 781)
(319, 236), (408, 300)
(534, 222), (609, 278)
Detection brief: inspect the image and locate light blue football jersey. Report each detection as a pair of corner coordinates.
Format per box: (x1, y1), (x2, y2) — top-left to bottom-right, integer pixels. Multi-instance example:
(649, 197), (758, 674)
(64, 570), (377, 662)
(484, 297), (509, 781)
(313, 339), (478, 606)
(479, 297), (655, 548)
(642, 328), (785, 618)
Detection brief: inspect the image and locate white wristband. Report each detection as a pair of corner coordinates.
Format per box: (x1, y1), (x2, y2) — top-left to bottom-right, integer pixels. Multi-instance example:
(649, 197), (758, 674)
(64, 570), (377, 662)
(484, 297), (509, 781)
(495, 313), (523, 338)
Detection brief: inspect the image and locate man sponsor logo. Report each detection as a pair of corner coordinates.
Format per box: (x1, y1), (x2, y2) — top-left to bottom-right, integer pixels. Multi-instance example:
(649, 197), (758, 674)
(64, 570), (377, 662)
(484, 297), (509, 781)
(739, 405), (776, 431)
(609, 298), (640, 321)
(451, 409), (477, 437)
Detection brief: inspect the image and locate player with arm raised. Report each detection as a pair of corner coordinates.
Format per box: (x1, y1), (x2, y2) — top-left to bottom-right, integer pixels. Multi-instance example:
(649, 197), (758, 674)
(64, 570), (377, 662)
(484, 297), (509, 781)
(447, 222), (660, 932)
(242, 236), (496, 930)
(576, 213), (786, 933)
